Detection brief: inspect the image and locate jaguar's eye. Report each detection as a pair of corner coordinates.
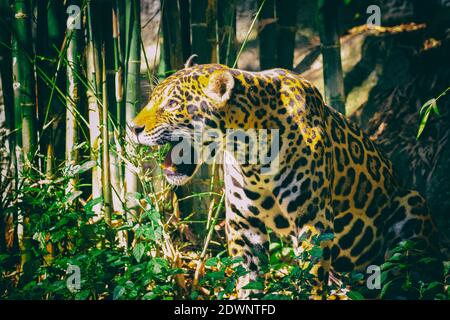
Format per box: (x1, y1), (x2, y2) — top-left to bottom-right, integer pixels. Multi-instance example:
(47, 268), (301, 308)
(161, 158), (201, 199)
(166, 99), (178, 111)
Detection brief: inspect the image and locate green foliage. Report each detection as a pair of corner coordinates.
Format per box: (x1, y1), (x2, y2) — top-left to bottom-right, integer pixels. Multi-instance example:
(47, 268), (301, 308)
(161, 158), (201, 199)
(1, 162), (448, 300)
(0, 161), (181, 300)
(255, 234), (339, 300)
(199, 255), (248, 300)
(379, 240), (448, 300)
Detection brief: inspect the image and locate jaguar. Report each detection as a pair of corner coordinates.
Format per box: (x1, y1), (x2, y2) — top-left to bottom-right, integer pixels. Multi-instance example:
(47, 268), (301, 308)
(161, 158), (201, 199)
(130, 61), (439, 298)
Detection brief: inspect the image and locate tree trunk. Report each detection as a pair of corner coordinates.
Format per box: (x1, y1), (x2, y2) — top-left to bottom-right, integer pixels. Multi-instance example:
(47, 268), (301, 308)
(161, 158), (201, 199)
(318, 0), (346, 114)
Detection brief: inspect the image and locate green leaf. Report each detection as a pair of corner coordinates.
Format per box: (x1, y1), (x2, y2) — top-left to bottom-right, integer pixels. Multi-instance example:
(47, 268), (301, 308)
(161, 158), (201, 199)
(262, 293), (289, 300)
(84, 197), (103, 213)
(207, 271), (225, 281)
(431, 100), (440, 116)
(426, 281), (443, 292)
(230, 256), (244, 264)
(380, 279), (396, 298)
(190, 291), (199, 299)
(75, 290), (91, 300)
(113, 286), (126, 300)
(318, 233), (334, 242)
(133, 243), (146, 263)
(242, 281), (265, 290)
(388, 253), (405, 262)
(149, 258), (168, 274)
(381, 261), (397, 271)
(205, 257), (219, 267)
(347, 291), (365, 300)
(309, 246), (323, 258)
(281, 247), (294, 257)
(350, 272), (365, 282)
(269, 242), (281, 251)
(143, 292), (158, 300)
(418, 257), (437, 265)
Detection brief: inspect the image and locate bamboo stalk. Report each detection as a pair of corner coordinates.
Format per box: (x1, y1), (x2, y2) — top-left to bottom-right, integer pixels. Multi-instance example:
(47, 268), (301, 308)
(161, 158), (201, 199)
(190, 0), (210, 64)
(111, 0), (125, 216)
(318, 0), (346, 114)
(124, 0), (140, 216)
(218, 0), (236, 66)
(206, 0), (218, 63)
(161, 0), (184, 70)
(101, 44), (113, 226)
(14, 0), (37, 166)
(258, 0), (276, 69)
(99, 0), (123, 219)
(0, 0), (15, 166)
(86, 1), (103, 216)
(66, 0), (83, 195)
(13, 0), (37, 282)
(36, 0), (49, 176)
(0, 0), (14, 254)
(37, 0), (65, 177)
(178, 0), (191, 61)
(276, 0), (298, 70)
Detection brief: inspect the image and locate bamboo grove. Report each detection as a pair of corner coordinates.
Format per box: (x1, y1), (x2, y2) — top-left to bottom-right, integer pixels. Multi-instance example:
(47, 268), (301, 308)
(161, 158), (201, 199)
(0, 0), (352, 299)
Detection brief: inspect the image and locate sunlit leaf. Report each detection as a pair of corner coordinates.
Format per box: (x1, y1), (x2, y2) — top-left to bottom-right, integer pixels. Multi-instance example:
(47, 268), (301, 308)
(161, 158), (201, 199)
(133, 243), (146, 263)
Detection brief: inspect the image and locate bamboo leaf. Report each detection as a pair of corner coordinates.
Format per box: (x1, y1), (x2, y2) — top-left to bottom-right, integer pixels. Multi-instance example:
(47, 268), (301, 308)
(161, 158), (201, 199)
(431, 100), (440, 116)
(419, 98), (435, 115)
(416, 107), (431, 139)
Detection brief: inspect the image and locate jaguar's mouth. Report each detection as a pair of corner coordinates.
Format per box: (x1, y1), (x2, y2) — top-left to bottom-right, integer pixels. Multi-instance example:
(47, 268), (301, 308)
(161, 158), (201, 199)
(160, 140), (199, 186)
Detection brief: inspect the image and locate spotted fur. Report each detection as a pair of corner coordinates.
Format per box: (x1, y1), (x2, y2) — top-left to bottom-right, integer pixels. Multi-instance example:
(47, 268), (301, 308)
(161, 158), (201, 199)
(131, 64), (439, 298)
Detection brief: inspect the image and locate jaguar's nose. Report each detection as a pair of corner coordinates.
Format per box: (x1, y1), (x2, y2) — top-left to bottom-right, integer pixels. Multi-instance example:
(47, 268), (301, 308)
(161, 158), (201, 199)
(131, 124), (145, 136)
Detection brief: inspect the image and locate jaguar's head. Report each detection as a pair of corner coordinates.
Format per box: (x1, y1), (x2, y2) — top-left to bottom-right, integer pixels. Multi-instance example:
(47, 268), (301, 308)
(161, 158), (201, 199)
(130, 64), (235, 185)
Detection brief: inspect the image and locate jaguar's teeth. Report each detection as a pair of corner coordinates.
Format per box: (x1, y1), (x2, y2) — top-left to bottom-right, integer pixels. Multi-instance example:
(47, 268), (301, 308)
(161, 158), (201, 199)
(161, 163), (177, 172)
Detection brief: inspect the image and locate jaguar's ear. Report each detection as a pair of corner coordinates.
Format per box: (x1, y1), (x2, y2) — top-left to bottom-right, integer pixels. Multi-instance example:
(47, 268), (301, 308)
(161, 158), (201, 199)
(204, 70), (234, 106)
